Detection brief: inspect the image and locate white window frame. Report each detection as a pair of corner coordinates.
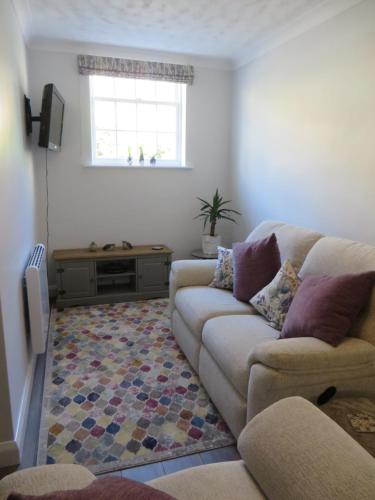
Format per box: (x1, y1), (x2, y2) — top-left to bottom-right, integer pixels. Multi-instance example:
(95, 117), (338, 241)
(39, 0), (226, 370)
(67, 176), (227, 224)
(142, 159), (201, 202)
(86, 75), (186, 168)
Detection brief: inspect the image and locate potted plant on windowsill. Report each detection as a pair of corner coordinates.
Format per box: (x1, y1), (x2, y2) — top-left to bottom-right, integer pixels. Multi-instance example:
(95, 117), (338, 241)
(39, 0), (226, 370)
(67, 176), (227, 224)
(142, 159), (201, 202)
(150, 148), (164, 166)
(194, 189), (241, 255)
(139, 146), (144, 165)
(127, 146), (132, 166)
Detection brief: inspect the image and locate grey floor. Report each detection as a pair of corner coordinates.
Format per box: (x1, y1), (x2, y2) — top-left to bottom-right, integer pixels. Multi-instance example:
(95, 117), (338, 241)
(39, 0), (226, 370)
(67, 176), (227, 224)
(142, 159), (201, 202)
(100, 445), (240, 482)
(0, 352), (239, 482)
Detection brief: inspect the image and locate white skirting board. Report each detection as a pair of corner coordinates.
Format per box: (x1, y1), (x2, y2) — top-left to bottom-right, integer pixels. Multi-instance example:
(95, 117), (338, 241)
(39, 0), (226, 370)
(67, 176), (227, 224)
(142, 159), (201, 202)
(15, 354), (36, 456)
(0, 441), (19, 467)
(0, 354), (36, 467)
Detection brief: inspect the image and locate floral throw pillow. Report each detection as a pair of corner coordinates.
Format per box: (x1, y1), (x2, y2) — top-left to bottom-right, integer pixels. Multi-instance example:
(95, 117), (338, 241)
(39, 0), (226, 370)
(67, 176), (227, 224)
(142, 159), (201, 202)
(209, 246), (233, 290)
(250, 260), (300, 330)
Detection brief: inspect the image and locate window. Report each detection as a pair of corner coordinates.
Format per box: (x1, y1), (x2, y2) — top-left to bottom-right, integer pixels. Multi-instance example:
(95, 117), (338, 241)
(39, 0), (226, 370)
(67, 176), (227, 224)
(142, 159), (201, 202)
(89, 75), (186, 167)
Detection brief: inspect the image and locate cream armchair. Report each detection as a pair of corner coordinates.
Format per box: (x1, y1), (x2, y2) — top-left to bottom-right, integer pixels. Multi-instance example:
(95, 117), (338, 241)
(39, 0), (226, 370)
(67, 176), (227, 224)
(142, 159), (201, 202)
(2, 398), (375, 500)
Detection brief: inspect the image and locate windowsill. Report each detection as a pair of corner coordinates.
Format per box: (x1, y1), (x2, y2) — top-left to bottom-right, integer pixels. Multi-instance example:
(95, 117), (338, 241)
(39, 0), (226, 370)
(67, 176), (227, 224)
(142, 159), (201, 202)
(84, 163), (192, 170)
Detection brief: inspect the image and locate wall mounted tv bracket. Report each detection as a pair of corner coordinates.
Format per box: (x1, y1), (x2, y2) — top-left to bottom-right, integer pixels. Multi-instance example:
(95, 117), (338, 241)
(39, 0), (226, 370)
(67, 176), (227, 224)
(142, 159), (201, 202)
(24, 95), (40, 135)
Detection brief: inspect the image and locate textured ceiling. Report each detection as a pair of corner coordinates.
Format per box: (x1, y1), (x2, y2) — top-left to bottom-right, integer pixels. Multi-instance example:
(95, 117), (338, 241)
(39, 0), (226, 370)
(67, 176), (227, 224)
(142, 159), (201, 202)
(15, 0), (360, 63)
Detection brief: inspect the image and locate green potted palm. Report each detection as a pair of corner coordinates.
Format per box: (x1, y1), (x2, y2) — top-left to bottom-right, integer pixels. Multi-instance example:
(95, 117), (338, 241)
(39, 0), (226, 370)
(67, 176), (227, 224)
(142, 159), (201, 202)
(194, 189), (241, 254)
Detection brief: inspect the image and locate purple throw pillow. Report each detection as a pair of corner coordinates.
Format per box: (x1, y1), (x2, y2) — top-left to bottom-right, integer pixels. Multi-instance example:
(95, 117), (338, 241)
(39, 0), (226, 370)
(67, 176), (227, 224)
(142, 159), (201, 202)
(7, 476), (176, 500)
(232, 233), (281, 302)
(280, 272), (375, 346)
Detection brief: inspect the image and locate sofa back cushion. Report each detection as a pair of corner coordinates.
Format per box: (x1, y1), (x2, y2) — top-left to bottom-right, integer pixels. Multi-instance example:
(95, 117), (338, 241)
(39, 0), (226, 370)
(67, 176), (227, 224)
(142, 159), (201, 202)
(300, 236), (375, 346)
(246, 220), (322, 272)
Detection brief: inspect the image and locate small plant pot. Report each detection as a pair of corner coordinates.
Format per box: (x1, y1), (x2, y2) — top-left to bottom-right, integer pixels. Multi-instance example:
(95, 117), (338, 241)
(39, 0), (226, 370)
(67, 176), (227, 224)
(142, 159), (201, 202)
(201, 235), (221, 255)
(89, 241), (98, 252)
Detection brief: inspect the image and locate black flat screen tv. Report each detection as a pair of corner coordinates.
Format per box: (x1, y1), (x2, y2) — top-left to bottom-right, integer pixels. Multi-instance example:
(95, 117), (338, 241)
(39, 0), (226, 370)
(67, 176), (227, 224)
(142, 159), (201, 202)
(38, 84), (65, 151)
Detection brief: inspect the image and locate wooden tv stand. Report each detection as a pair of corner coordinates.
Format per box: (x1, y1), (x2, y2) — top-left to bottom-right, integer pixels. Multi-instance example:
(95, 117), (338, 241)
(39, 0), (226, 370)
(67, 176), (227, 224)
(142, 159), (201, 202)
(53, 245), (173, 309)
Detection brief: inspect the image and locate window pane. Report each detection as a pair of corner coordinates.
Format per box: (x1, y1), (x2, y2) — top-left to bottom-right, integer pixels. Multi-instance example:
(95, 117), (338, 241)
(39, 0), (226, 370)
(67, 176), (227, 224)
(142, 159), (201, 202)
(157, 133), (176, 160)
(91, 76), (114, 98)
(137, 132), (157, 159)
(138, 104), (157, 132)
(156, 81), (177, 102)
(115, 78), (136, 99)
(117, 131), (137, 159)
(95, 101), (115, 129)
(117, 102), (136, 130)
(96, 130), (116, 159)
(136, 79), (156, 100)
(90, 77), (184, 164)
(157, 105), (176, 133)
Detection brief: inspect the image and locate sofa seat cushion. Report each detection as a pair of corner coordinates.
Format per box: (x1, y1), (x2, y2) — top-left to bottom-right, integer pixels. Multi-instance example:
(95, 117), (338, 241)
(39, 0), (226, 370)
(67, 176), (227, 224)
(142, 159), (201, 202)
(175, 287), (254, 339)
(202, 315), (278, 398)
(148, 461), (265, 500)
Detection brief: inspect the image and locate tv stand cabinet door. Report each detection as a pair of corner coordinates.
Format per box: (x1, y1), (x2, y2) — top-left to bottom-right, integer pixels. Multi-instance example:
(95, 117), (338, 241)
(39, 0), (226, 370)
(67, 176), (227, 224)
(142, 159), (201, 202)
(138, 256), (170, 293)
(57, 261), (96, 299)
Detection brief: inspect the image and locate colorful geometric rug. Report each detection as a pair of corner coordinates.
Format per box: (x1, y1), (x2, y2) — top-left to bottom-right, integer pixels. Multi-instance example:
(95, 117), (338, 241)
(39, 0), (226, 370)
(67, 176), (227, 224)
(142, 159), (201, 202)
(38, 299), (234, 474)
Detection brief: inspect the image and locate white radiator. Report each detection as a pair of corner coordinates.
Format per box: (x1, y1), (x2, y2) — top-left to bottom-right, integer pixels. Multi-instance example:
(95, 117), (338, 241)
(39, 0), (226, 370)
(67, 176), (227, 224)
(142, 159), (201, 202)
(26, 244), (50, 354)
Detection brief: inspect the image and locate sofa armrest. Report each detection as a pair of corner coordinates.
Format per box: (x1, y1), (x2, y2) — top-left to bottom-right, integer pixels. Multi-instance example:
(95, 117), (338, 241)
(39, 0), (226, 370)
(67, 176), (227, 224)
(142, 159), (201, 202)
(248, 337), (375, 372)
(169, 259), (217, 312)
(0, 465), (95, 500)
(171, 259), (217, 287)
(238, 396), (375, 500)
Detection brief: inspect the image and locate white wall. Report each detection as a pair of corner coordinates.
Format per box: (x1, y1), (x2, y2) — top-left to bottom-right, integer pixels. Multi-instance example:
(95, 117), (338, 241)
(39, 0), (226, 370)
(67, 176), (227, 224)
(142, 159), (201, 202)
(232, 0), (375, 245)
(28, 46), (233, 280)
(0, 0), (37, 463)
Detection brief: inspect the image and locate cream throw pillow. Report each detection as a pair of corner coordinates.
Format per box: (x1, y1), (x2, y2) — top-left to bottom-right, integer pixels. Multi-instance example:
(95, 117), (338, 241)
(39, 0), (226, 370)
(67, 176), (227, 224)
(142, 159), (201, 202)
(250, 260), (300, 330)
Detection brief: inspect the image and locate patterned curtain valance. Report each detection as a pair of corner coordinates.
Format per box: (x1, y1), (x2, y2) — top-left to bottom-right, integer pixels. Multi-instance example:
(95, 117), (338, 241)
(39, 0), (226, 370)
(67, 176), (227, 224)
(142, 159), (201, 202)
(78, 54), (194, 85)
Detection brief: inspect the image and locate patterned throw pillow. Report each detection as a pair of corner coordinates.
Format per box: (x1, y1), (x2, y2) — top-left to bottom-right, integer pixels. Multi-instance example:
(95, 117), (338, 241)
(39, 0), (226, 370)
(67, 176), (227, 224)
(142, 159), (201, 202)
(250, 260), (300, 330)
(209, 246), (233, 290)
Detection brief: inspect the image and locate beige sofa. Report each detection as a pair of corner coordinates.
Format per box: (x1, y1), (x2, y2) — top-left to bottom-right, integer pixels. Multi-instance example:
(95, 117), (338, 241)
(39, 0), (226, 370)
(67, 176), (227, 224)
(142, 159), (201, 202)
(170, 221), (375, 437)
(1, 398), (374, 500)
